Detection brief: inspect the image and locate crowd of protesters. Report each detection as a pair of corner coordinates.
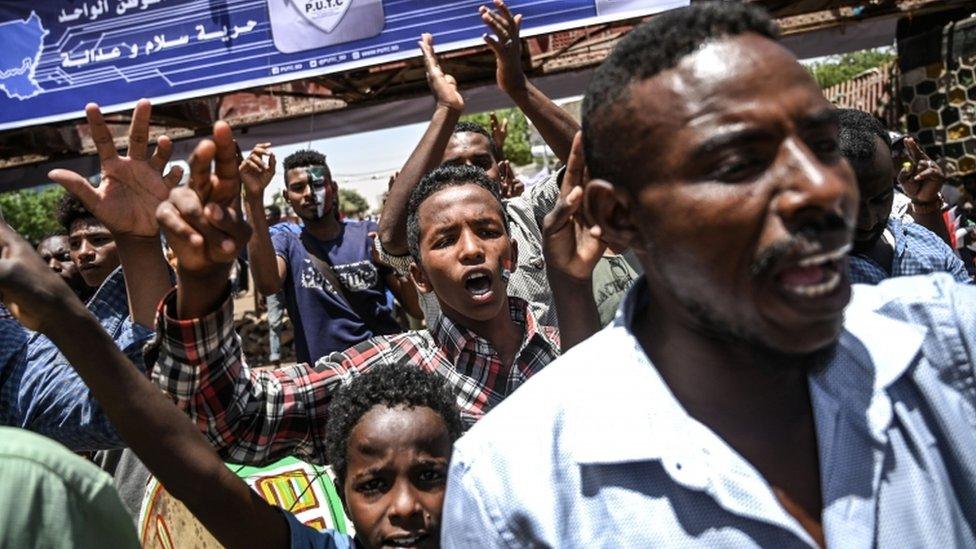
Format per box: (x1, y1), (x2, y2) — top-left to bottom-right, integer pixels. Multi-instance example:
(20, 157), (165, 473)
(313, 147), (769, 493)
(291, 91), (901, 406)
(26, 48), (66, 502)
(1, 1), (975, 547)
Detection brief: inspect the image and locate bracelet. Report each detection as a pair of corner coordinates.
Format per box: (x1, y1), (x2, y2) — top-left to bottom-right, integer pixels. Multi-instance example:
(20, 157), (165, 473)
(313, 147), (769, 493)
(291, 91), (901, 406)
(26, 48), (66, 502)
(910, 195), (945, 215)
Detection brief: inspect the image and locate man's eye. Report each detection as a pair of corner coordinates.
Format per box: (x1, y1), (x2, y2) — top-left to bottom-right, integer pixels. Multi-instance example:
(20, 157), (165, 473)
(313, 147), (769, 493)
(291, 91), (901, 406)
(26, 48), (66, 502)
(417, 469), (445, 483)
(432, 236), (455, 249)
(56, 252), (71, 261)
(357, 478), (387, 494)
(474, 157), (493, 170)
(714, 157), (765, 182)
(478, 228), (501, 238)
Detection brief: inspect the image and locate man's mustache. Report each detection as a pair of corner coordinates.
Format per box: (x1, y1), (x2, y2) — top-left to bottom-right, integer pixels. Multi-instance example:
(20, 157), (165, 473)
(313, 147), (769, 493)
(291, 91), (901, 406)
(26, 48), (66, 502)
(751, 214), (851, 277)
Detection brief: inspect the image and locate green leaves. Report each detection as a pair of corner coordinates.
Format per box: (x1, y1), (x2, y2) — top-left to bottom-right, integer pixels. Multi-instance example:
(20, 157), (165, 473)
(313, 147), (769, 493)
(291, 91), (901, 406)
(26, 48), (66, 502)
(0, 186), (65, 244)
(807, 48), (895, 90)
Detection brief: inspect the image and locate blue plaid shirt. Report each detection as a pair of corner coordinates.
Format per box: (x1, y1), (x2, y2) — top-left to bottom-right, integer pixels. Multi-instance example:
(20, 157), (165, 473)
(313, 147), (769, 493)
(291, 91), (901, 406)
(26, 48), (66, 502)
(0, 268), (153, 451)
(849, 216), (972, 285)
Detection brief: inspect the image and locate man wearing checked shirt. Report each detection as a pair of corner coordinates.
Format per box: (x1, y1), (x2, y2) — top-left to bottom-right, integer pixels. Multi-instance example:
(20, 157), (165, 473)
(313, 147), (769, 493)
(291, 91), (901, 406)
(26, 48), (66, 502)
(150, 159), (604, 465)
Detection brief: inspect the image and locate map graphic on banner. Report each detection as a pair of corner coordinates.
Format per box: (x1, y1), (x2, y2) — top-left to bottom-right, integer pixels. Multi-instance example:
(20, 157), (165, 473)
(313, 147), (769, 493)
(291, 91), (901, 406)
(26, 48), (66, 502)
(0, 0), (688, 131)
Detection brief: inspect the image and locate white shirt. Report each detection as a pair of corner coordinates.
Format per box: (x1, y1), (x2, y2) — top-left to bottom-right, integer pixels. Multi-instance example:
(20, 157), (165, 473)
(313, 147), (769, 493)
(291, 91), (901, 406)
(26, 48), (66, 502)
(442, 274), (976, 548)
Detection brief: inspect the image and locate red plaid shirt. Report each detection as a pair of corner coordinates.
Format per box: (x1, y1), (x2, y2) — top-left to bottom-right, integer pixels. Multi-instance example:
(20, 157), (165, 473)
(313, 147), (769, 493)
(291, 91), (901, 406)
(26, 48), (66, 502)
(150, 290), (560, 465)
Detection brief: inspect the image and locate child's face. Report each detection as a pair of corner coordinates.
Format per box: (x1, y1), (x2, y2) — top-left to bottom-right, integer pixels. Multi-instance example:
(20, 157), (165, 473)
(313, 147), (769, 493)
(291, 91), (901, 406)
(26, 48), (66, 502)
(410, 184), (514, 324)
(343, 404), (452, 549)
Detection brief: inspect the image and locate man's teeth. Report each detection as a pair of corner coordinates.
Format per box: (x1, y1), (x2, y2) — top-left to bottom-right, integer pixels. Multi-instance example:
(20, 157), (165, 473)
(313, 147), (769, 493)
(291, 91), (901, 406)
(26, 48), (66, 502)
(784, 270), (841, 297)
(797, 244), (851, 268)
(388, 536), (421, 546)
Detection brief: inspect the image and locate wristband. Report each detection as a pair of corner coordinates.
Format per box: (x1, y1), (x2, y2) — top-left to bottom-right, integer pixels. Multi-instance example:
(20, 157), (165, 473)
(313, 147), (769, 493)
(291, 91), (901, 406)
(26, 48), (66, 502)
(910, 195), (945, 215)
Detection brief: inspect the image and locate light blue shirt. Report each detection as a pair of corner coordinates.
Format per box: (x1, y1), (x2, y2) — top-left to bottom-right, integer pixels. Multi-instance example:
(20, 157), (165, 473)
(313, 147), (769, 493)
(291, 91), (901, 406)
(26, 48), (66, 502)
(442, 274), (976, 548)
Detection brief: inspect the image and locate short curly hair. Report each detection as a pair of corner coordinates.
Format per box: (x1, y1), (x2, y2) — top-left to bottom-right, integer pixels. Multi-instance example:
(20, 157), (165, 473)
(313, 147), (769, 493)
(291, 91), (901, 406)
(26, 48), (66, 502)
(406, 165), (507, 263)
(838, 108), (892, 162)
(582, 2), (778, 189)
(56, 192), (98, 233)
(325, 364), (463, 486)
(453, 121), (499, 160)
(283, 149), (328, 171)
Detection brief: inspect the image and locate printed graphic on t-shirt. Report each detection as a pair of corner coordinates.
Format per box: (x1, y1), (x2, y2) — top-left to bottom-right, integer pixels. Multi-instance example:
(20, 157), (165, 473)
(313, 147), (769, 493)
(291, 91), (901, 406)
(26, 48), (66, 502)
(334, 260), (379, 291)
(299, 259), (337, 294)
(299, 259), (378, 295)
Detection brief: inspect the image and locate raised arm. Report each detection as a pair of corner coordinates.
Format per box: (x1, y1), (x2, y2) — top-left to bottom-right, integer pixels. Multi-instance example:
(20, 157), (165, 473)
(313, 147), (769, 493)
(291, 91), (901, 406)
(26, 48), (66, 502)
(899, 137), (952, 246)
(0, 221), (289, 549)
(481, 0), (580, 163)
(49, 99), (181, 328)
(377, 33), (464, 257)
(543, 133), (604, 350)
(241, 143), (288, 295)
(154, 126), (339, 465)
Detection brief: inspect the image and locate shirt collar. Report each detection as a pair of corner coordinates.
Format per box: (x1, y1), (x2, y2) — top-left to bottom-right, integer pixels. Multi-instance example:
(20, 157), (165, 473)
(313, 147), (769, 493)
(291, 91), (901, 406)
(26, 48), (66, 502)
(569, 276), (925, 463)
(85, 266), (130, 337)
(430, 297), (539, 363)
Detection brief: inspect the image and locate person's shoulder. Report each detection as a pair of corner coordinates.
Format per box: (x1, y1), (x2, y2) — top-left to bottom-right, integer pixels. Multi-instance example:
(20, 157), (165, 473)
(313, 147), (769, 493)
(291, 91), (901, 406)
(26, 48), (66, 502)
(454, 322), (626, 460)
(0, 427), (113, 490)
(850, 273), (975, 332)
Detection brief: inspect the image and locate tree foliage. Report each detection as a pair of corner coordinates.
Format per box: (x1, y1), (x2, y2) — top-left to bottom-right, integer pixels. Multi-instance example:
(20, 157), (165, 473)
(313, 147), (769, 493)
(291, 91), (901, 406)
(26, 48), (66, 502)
(339, 188), (370, 217)
(807, 48), (896, 90)
(460, 107), (533, 166)
(0, 186), (65, 244)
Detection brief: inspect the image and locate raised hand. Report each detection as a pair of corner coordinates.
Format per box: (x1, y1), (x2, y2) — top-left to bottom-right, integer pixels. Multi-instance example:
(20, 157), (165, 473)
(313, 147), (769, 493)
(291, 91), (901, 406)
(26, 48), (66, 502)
(498, 160), (524, 199)
(49, 99), (183, 238)
(489, 111), (509, 157)
(156, 121), (251, 283)
(898, 137), (945, 205)
(240, 142), (277, 202)
(0, 222), (82, 333)
(543, 132), (606, 282)
(480, 0), (527, 94)
(419, 33), (464, 112)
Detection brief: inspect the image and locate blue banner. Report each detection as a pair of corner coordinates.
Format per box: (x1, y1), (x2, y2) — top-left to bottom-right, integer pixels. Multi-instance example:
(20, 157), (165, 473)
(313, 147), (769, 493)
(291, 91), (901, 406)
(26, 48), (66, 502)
(0, 0), (686, 131)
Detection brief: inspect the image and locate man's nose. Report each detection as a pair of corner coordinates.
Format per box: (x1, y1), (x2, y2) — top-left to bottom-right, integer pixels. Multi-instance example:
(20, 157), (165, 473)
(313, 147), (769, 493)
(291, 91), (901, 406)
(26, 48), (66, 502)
(47, 258), (62, 272)
(78, 240), (96, 260)
(457, 231), (485, 263)
(387, 480), (423, 523)
(774, 138), (856, 228)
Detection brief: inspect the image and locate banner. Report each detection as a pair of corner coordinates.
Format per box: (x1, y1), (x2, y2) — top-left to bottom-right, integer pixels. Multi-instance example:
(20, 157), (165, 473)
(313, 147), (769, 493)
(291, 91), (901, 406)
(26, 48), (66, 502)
(0, 0), (688, 131)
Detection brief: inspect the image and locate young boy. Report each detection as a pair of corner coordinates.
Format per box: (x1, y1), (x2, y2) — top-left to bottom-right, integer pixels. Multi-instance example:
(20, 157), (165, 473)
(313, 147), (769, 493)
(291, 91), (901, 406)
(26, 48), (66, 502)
(0, 217), (461, 549)
(150, 126), (603, 466)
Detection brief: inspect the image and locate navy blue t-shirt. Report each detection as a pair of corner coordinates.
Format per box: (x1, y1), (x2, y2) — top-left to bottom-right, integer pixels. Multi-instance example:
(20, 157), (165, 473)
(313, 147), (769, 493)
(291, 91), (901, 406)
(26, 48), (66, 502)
(272, 220), (400, 363)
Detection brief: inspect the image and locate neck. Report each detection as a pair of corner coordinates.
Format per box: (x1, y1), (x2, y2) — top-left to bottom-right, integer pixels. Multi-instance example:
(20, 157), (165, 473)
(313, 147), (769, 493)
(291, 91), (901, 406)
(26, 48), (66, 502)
(304, 215), (342, 241)
(634, 282), (815, 433)
(445, 296), (523, 367)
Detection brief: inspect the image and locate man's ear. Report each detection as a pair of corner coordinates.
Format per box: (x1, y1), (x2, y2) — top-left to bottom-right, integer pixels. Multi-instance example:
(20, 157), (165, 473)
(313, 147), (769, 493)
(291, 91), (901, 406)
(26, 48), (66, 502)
(583, 178), (644, 252)
(409, 261), (433, 295)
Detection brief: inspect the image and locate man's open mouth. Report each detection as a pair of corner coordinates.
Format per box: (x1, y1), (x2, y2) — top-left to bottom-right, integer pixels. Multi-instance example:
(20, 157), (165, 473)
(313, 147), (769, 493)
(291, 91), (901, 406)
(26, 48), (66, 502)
(463, 270), (493, 300)
(383, 532), (429, 548)
(776, 243), (850, 298)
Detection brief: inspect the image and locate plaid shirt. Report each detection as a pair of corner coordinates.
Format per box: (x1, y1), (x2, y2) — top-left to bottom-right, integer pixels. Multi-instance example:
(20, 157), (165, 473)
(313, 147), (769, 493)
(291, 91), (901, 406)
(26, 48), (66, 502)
(850, 216), (972, 285)
(151, 290), (560, 466)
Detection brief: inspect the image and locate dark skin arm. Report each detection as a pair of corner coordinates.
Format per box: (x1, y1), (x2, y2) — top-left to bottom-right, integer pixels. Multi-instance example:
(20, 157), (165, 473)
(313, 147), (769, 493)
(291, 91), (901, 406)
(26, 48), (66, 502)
(240, 143), (288, 295)
(0, 219), (288, 549)
(899, 137), (952, 246)
(370, 232), (424, 319)
(49, 99), (182, 328)
(481, 0), (579, 163)
(378, 33), (464, 256)
(543, 133), (604, 350)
